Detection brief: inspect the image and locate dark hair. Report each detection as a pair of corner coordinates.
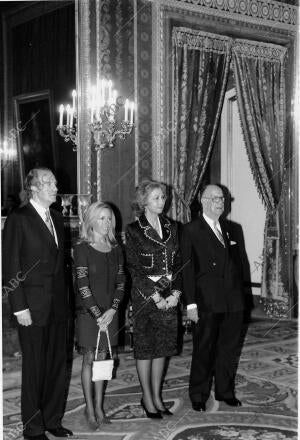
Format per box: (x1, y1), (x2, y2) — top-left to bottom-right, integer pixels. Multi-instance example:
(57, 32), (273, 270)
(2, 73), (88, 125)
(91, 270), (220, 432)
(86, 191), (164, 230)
(24, 167), (53, 198)
(133, 180), (166, 215)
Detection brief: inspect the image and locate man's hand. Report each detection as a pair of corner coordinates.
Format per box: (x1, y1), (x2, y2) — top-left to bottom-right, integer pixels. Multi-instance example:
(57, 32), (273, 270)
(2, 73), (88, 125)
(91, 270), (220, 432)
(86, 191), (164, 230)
(187, 307), (199, 323)
(16, 309), (32, 326)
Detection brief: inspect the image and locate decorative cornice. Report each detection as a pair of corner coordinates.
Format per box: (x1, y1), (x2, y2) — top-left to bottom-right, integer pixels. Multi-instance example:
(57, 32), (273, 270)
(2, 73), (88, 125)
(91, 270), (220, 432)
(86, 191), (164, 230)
(157, 0), (297, 31)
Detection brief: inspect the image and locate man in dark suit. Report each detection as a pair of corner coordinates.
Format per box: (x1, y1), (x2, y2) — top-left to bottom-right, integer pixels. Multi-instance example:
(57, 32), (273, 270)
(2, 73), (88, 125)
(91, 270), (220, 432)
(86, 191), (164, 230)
(181, 184), (244, 412)
(3, 168), (73, 439)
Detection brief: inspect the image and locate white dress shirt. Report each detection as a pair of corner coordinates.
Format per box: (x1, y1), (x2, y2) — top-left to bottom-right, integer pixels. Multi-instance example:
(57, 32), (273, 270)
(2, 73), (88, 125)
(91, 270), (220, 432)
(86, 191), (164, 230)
(30, 199), (58, 246)
(14, 199), (58, 316)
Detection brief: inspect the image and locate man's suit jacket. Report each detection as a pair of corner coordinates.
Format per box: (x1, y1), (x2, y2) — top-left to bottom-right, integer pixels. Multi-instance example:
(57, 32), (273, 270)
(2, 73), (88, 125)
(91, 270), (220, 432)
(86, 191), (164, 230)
(3, 203), (69, 326)
(181, 215), (244, 313)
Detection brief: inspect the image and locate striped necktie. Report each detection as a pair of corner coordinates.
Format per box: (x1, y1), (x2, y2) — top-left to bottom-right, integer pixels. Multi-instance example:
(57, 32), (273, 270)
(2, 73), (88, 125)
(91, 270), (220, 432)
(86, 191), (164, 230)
(213, 221), (225, 247)
(45, 210), (55, 238)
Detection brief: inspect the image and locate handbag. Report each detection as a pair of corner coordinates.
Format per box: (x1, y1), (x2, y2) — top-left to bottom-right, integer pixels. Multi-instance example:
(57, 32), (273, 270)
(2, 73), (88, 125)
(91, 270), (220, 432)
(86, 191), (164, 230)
(92, 329), (114, 381)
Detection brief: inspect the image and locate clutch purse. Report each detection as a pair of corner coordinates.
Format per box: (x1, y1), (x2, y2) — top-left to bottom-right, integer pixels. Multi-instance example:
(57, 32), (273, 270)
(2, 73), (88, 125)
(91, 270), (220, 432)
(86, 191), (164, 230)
(92, 329), (114, 382)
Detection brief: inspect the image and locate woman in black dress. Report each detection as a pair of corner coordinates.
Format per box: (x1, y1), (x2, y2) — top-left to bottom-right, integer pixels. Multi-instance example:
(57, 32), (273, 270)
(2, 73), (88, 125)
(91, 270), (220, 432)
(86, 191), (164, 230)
(74, 202), (125, 429)
(125, 180), (182, 418)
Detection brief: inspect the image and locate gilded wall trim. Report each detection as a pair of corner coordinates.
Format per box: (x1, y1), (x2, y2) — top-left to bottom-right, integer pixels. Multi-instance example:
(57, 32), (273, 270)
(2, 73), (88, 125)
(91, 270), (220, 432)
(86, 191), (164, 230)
(76, 0), (92, 195)
(134, 0), (139, 186)
(158, 0), (297, 30)
(152, 3), (161, 181)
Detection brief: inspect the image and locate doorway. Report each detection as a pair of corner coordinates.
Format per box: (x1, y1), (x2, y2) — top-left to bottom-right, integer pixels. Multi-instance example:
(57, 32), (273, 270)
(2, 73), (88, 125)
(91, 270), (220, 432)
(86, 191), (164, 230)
(221, 88), (266, 296)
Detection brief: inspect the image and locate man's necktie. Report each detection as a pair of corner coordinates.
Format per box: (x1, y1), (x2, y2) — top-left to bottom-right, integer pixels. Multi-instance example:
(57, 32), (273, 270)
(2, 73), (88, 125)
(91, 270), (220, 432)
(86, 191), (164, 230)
(45, 210), (55, 238)
(213, 221), (225, 247)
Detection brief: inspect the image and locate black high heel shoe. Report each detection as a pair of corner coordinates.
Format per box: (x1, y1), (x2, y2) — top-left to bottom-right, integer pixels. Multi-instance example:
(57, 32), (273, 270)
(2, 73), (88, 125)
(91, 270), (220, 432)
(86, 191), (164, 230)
(159, 407), (173, 416)
(141, 399), (162, 419)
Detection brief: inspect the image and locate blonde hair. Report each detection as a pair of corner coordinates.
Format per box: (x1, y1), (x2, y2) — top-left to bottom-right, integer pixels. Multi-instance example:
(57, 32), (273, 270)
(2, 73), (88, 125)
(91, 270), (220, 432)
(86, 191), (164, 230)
(81, 202), (117, 245)
(134, 180), (166, 213)
(24, 167), (53, 198)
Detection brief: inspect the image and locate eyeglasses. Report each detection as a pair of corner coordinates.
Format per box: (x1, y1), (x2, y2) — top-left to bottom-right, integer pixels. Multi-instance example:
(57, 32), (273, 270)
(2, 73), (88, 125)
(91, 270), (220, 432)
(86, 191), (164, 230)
(203, 196), (225, 203)
(39, 180), (57, 187)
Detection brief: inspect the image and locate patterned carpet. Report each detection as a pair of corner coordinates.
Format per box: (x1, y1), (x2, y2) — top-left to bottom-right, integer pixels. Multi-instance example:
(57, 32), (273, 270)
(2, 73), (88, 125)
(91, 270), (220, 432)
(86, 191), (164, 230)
(3, 318), (298, 440)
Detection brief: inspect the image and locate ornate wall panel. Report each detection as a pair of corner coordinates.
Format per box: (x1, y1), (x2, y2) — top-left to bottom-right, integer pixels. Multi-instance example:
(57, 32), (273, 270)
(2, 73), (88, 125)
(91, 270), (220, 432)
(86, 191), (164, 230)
(77, 0), (135, 225)
(160, 0), (297, 29)
(136, 0), (153, 183)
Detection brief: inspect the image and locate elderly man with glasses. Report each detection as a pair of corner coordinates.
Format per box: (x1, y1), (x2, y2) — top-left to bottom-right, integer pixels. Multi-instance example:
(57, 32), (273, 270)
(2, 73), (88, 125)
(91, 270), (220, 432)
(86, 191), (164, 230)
(181, 184), (245, 412)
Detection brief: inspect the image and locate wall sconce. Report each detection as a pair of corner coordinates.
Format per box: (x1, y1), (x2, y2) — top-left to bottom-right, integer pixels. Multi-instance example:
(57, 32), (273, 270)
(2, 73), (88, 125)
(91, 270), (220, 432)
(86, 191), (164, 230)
(57, 90), (77, 151)
(57, 80), (134, 152)
(89, 79), (134, 151)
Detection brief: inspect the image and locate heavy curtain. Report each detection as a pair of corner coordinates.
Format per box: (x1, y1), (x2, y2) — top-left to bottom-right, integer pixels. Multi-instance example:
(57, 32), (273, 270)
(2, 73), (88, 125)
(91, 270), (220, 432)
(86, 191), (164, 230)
(232, 40), (289, 315)
(172, 28), (231, 223)
(172, 28), (289, 315)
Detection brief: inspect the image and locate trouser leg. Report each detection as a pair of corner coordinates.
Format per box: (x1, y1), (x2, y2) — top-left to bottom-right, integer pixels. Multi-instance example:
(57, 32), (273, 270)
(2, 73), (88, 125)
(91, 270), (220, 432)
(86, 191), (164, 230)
(214, 312), (244, 400)
(18, 325), (46, 436)
(189, 313), (219, 403)
(42, 321), (67, 429)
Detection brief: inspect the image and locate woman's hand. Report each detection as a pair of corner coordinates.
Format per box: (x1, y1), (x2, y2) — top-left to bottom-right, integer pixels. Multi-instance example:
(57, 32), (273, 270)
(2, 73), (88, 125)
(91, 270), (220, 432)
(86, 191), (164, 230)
(97, 308), (116, 329)
(155, 298), (168, 310)
(165, 295), (178, 309)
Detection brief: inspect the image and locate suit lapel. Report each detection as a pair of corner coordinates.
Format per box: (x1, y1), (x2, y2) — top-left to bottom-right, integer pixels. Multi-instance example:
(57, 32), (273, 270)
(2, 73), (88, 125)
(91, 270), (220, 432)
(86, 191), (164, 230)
(199, 215), (226, 248)
(138, 214), (171, 247)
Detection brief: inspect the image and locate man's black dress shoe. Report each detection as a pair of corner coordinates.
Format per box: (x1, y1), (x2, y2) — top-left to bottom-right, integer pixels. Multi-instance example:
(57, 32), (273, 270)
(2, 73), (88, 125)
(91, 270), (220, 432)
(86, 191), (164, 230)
(192, 402), (206, 412)
(24, 435), (49, 440)
(218, 397), (242, 407)
(47, 427), (73, 437)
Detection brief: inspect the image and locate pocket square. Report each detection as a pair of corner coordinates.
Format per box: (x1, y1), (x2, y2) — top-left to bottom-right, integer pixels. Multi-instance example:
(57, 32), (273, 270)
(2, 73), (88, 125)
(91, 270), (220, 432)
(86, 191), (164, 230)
(230, 240), (237, 245)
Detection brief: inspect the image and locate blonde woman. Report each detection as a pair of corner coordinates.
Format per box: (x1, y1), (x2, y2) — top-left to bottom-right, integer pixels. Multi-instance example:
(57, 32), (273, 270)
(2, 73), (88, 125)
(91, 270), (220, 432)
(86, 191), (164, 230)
(73, 202), (125, 429)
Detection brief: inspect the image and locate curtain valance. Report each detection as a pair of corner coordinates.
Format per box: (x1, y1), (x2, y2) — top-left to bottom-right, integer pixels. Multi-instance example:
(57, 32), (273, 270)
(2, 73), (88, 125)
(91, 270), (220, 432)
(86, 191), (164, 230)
(172, 27), (232, 53)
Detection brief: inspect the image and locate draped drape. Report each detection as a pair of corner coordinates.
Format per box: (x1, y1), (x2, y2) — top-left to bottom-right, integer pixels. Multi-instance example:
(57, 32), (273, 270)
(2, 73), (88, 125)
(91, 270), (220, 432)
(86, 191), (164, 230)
(172, 28), (231, 223)
(232, 40), (288, 313)
(171, 28), (289, 315)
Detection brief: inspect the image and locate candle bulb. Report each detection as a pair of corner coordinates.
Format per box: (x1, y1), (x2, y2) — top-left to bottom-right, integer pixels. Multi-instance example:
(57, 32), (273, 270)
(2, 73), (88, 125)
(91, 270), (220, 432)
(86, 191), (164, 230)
(59, 104), (64, 126)
(112, 90), (117, 105)
(70, 108), (74, 128)
(130, 101), (134, 124)
(124, 99), (129, 122)
(91, 106), (94, 123)
(72, 90), (77, 111)
(108, 80), (112, 105)
(72, 90), (77, 112)
(66, 105), (71, 126)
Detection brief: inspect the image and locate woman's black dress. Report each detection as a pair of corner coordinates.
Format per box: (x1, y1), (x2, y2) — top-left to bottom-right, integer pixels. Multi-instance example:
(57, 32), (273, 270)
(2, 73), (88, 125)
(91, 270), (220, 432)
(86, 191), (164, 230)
(125, 214), (182, 360)
(73, 241), (125, 351)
